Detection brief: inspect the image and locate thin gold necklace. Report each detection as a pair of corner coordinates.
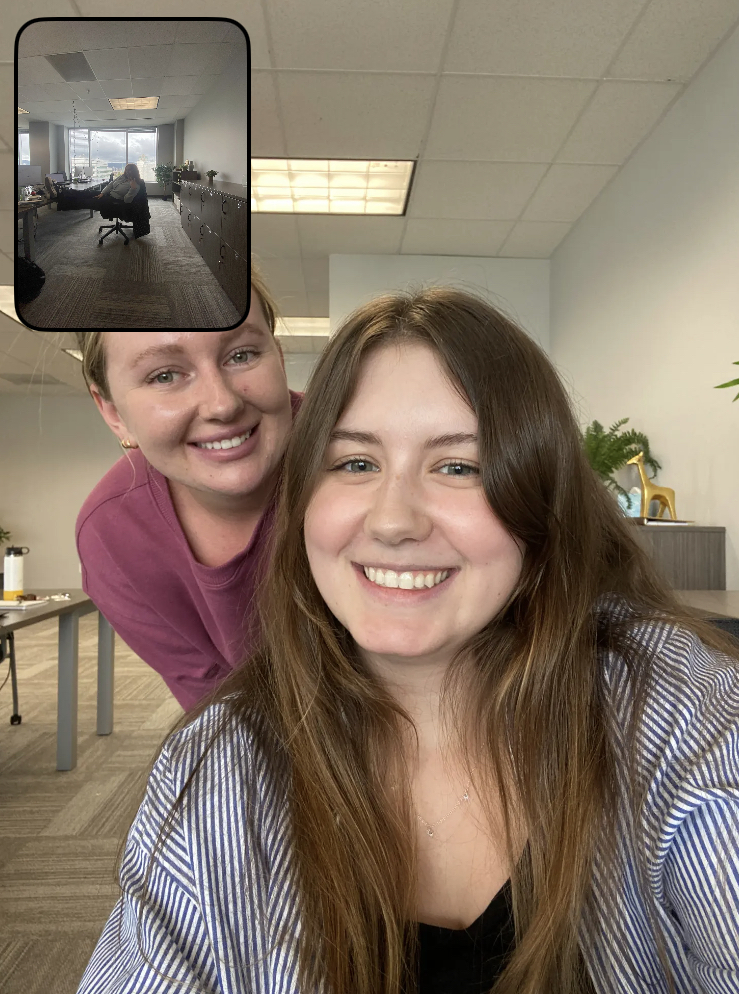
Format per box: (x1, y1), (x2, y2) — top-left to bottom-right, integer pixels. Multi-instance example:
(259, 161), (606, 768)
(391, 772), (475, 838)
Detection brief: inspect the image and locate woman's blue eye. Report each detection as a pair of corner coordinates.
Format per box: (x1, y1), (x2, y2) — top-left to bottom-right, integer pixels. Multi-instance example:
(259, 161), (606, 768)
(439, 462), (478, 477)
(151, 370), (175, 384)
(336, 459), (377, 473)
(230, 348), (258, 365)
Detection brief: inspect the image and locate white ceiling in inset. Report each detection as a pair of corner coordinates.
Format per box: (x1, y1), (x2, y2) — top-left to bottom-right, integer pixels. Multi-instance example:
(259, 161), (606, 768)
(5, 1), (739, 316)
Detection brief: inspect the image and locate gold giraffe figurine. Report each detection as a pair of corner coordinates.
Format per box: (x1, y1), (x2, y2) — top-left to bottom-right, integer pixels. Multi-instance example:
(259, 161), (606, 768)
(626, 451), (678, 520)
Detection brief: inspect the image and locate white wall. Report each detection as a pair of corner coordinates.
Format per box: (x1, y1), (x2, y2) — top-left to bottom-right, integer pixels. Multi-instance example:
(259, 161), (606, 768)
(329, 255), (550, 351)
(181, 55), (249, 185)
(0, 396), (121, 589)
(551, 23), (739, 588)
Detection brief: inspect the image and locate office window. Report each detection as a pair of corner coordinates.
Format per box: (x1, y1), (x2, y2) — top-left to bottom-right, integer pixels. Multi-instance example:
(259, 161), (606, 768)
(70, 128), (90, 177)
(90, 130), (126, 182)
(67, 128), (159, 182)
(18, 131), (30, 165)
(127, 130), (156, 182)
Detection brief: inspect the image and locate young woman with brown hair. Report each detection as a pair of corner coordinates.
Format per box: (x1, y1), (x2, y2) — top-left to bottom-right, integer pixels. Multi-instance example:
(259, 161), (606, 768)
(74, 264), (299, 708)
(77, 287), (739, 994)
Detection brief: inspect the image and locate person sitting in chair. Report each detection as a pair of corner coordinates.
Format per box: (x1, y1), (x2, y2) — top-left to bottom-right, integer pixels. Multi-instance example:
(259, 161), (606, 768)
(57, 163), (141, 212)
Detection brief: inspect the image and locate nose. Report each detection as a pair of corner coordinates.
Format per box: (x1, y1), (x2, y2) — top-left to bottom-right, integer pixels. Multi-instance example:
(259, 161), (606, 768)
(363, 471), (433, 546)
(195, 364), (246, 422)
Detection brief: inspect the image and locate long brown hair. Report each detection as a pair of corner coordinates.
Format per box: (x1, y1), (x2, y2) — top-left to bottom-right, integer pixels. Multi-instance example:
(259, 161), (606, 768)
(123, 162), (141, 183)
(75, 258), (280, 401)
(151, 287), (738, 993)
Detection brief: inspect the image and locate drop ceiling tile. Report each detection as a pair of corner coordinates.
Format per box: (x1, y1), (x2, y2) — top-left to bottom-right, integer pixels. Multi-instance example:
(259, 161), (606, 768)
(68, 80), (107, 101)
(167, 43), (221, 77)
(128, 45), (174, 79)
(296, 216), (405, 257)
(39, 82), (78, 101)
(84, 47), (131, 81)
(277, 72), (436, 158)
(191, 74), (222, 95)
(269, 0), (454, 72)
(98, 79), (134, 99)
(18, 84), (49, 104)
(251, 215), (302, 258)
(174, 19), (232, 45)
(0, 73), (13, 150)
(426, 76), (596, 161)
(82, 99), (116, 111)
(609, 0), (739, 82)
(0, 254), (11, 286)
(498, 221), (572, 258)
(17, 19), (86, 58)
(159, 76), (198, 96)
(0, 152), (14, 211)
(74, 20), (138, 51)
(401, 218), (514, 256)
(301, 256), (330, 292)
(131, 78), (163, 97)
(521, 164), (618, 222)
(251, 72), (287, 156)
(124, 20), (178, 46)
(157, 96), (196, 110)
(17, 57), (66, 86)
(557, 80), (682, 163)
(215, 0), (271, 68)
(3, 3), (75, 60)
(409, 161), (548, 220)
(444, 0), (646, 76)
(307, 289), (329, 318)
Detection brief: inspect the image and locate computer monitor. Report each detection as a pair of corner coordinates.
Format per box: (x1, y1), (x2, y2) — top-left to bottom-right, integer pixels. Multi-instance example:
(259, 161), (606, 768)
(47, 172), (66, 184)
(82, 167), (92, 178)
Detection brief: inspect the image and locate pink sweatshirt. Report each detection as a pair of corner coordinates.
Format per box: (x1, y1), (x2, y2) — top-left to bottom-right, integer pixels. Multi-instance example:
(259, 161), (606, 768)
(76, 392), (301, 710)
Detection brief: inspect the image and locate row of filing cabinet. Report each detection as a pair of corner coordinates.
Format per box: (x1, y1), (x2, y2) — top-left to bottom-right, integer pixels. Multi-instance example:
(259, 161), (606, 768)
(180, 181), (250, 319)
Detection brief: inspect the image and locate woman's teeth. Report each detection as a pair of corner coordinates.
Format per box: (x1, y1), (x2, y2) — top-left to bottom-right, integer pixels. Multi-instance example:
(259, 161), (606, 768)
(363, 566), (450, 589)
(196, 430), (252, 450)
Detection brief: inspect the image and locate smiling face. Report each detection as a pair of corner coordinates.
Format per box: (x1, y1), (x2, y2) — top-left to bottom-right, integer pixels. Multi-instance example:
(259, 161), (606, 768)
(91, 291), (293, 510)
(303, 342), (524, 675)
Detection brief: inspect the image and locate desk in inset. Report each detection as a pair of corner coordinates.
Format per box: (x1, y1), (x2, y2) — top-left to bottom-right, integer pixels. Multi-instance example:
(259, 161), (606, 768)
(16, 182), (106, 262)
(0, 590), (114, 771)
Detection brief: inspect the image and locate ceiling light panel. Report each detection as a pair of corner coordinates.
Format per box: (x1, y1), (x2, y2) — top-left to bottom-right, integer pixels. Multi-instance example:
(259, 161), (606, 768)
(251, 158), (414, 215)
(108, 97), (160, 109)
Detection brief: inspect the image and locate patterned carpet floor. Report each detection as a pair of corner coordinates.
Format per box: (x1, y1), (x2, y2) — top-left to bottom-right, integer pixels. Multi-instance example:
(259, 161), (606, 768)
(16, 198), (242, 329)
(0, 613), (180, 994)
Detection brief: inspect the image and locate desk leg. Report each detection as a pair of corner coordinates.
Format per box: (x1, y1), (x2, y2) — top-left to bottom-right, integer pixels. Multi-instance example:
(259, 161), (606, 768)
(57, 611), (79, 771)
(96, 613), (115, 735)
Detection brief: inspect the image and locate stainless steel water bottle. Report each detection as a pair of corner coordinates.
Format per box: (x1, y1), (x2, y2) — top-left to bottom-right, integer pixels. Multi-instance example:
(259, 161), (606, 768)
(3, 547), (30, 600)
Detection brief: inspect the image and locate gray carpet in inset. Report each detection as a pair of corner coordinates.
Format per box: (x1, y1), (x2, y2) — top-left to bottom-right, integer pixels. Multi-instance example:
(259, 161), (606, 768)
(16, 199), (243, 330)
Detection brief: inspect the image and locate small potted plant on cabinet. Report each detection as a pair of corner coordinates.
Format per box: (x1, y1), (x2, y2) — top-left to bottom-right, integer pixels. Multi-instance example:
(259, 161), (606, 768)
(206, 169), (218, 184)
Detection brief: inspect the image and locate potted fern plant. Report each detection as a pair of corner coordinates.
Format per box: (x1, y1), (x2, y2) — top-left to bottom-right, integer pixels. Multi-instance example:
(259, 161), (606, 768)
(580, 419), (661, 514)
(715, 361), (739, 401)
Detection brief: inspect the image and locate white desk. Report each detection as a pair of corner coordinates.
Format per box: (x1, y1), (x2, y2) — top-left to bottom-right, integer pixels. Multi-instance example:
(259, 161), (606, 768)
(0, 590), (115, 771)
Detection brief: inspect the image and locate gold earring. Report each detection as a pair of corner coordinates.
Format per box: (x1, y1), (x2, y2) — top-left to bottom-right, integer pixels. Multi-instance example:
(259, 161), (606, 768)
(120, 438), (138, 450)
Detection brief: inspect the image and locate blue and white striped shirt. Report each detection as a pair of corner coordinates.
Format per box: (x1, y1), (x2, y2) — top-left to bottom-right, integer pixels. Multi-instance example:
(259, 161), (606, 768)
(77, 618), (739, 993)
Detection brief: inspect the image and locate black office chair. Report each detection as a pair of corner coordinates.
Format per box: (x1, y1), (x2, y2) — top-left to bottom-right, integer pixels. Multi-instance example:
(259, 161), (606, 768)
(98, 214), (134, 246)
(97, 180), (150, 245)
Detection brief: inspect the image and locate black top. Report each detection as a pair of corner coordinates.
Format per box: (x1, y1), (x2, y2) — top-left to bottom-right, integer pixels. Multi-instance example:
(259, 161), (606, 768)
(416, 879), (515, 994)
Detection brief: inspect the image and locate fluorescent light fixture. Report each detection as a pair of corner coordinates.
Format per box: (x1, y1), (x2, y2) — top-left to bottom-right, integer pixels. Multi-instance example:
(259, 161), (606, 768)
(108, 97), (160, 110)
(18, 107), (29, 114)
(63, 349), (84, 361)
(251, 158), (414, 215)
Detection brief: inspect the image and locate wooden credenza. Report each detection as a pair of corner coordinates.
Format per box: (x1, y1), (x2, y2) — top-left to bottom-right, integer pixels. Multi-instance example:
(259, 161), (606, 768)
(630, 524), (726, 590)
(180, 180), (249, 319)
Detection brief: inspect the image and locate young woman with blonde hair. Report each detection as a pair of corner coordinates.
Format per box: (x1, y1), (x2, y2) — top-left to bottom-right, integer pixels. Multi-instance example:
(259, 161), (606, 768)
(78, 287), (739, 994)
(75, 264), (299, 708)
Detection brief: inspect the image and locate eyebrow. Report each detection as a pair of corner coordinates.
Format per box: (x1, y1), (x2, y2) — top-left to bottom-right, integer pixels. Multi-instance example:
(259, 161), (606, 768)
(129, 327), (265, 368)
(328, 429), (478, 449)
